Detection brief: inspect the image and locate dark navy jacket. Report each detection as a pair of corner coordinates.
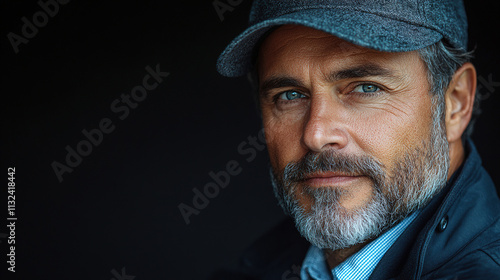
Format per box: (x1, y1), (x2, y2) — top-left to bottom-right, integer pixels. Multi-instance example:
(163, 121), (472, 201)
(210, 140), (500, 280)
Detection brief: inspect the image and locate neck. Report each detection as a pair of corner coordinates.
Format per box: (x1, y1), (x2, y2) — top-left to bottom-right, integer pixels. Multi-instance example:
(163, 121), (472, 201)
(324, 240), (372, 269)
(447, 139), (465, 180)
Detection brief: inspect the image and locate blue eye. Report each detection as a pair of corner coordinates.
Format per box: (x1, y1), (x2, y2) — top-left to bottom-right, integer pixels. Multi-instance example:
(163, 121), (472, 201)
(279, 90), (305, 100)
(353, 84), (380, 93)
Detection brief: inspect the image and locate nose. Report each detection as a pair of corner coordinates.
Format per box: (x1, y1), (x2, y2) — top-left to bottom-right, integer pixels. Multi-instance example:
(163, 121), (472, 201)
(301, 95), (349, 152)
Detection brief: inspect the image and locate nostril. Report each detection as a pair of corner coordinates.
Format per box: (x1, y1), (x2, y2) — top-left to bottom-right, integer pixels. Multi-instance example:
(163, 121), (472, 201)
(302, 123), (348, 153)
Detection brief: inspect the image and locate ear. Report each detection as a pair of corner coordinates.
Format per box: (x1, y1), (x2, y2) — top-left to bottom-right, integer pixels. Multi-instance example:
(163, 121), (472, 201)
(444, 62), (477, 143)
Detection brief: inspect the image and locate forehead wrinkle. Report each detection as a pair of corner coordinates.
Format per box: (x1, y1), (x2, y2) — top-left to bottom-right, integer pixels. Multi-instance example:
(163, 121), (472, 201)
(259, 27), (352, 69)
(258, 25), (426, 92)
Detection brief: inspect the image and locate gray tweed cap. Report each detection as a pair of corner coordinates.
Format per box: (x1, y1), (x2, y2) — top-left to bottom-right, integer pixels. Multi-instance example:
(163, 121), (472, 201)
(217, 0), (468, 77)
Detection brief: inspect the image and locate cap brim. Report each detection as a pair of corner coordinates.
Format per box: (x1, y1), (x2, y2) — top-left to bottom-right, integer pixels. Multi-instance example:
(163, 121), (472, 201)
(217, 8), (443, 77)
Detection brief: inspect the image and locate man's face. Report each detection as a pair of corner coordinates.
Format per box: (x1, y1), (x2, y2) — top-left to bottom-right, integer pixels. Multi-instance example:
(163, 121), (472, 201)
(257, 25), (450, 250)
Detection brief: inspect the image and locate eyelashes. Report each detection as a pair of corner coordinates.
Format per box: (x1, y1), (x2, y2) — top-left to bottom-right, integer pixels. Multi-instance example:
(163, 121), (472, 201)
(272, 82), (386, 104)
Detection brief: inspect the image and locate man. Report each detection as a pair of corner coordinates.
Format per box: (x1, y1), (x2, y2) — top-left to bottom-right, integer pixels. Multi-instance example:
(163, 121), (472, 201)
(214, 1), (500, 279)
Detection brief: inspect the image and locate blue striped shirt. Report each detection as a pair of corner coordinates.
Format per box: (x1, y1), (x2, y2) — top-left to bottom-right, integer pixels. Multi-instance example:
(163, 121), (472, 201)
(300, 211), (419, 280)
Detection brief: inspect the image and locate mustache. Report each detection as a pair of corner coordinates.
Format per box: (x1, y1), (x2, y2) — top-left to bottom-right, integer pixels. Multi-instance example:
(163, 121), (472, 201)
(283, 150), (385, 184)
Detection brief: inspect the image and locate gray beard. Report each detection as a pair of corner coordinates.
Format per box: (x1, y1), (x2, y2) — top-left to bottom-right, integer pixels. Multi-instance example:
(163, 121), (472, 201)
(270, 101), (450, 251)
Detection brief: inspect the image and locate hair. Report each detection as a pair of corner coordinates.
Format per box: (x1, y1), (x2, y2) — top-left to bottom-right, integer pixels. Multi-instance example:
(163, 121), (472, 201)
(247, 39), (480, 139)
(417, 41), (478, 140)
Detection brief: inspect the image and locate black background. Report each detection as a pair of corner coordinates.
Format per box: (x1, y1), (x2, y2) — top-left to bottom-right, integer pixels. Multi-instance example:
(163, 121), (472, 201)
(1, 1), (499, 279)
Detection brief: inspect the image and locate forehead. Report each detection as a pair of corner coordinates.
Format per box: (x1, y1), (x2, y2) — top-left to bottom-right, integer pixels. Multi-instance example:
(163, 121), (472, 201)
(256, 25), (424, 79)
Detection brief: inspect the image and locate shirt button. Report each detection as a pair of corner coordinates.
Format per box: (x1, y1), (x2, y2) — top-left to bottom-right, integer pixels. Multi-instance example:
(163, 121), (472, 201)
(437, 215), (449, 232)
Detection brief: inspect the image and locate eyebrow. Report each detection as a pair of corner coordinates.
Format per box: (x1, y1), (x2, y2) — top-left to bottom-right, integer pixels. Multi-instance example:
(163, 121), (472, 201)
(259, 64), (396, 97)
(259, 77), (303, 95)
(329, 64), (395, 82)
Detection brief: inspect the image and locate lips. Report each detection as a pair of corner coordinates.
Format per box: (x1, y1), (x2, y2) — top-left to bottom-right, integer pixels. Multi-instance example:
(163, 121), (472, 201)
(302, 172), (363, 186)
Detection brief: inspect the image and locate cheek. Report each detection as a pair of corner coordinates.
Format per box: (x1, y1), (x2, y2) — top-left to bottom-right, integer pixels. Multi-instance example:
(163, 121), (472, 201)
(263, 112), (307, 172)
(352, 96), (433, 169)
